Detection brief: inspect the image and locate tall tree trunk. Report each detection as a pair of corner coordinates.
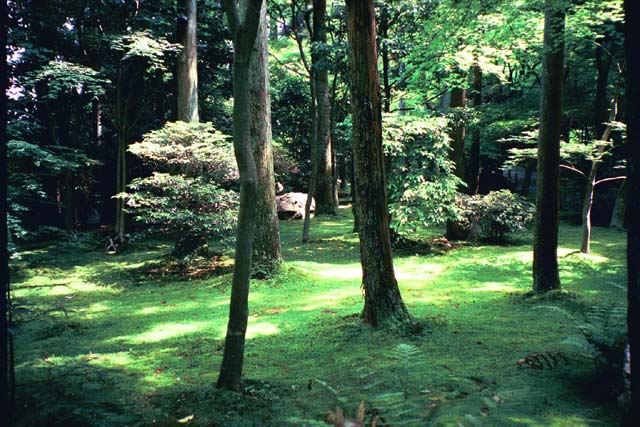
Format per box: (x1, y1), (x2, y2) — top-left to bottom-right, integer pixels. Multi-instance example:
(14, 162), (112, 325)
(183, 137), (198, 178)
(176, 0), (199, 123)
(311, 0), (335, 215)
(445, 86), (467, 240)
(624, 0), (640, 423)
(217, 0), (263, 392)
(533, 0), (565, 294)
(250, 0), (282, 274)
(580, 99), (617, 254)
(345, 0), (412, 328)
(467, 60), (482, 195)
(302, 62), (318, 242)
(1, 0), (12, 418)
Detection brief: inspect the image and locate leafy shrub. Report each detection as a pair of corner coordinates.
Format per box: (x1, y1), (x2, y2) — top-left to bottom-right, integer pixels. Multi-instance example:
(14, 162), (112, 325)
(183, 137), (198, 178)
(456, 190), (534, 241)
(384, 115), (462, 234)
(120, 122), (239, 258)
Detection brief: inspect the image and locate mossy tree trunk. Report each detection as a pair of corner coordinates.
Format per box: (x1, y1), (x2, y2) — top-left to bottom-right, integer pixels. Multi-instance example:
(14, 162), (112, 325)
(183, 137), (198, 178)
(176, 0), (199, 123)
(250, 0), (282, 274)
(624, 0), (640, 421)
(345, 0), (412, 328)
(217, 0), (263, 392)
(533, 0), (565, 294)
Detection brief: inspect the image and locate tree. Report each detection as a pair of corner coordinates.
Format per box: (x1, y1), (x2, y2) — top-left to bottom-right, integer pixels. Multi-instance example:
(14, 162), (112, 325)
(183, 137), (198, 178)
(532, 0), (565, 294)
(217, 0), (263, 392)
(121, 122), (238, 259)
(250, 0), (283, 274)
(176, 0), (199, 123)
(467, 55), (482, 195)
(1, 0), (11, 419)
(624, 0), (640, 422)
(345, 0), (412, 328)
(302, 0), (338, 242)
(311, 0), (335, 216)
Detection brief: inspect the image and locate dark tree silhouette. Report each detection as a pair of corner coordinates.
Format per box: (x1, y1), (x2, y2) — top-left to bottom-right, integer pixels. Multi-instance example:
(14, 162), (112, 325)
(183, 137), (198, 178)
(624, 0), (640, 421)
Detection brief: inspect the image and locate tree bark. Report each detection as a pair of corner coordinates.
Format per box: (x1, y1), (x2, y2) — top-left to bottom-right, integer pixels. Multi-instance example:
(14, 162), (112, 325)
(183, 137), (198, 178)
(217, 0), (263, 392)
(177, 0), (199, 123)
(533, 0), (565, 294)
(345, 0), (412, 328)
(624, 0), (640, 422)
(467, 60), (482, 195)
(1, 0), (12, 418)
(250, 0), (282, 274)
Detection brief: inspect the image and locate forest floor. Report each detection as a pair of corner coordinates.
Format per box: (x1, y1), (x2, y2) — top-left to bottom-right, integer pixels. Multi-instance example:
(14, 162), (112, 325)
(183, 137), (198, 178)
(10, 209), (628, 427)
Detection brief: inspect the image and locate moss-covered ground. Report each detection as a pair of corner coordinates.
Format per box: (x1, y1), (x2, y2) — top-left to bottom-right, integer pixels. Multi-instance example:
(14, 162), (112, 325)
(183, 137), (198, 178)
(10, 209), (627, 426)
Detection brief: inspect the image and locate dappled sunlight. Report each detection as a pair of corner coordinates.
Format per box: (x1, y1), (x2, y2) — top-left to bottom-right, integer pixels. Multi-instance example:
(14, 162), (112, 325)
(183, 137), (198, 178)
(300, 287), (361, 311)
(469, 282), (518, 292)
(114, 321), (209, 344)
(213, 317), (281, 340)
(292, 261), (362, 280)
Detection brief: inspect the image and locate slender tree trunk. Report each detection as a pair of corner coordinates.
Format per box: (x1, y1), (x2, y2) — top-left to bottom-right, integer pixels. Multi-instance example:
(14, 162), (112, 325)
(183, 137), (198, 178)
(445, 86), (467, 240)
(345, 0), (412, 328)
(593, 35), (611, 138)
(177, 0), (199, 123)
(250, 0), (282, 273)
(624, 0), (640, 423)
(217, 0), (263, 392)
(533, 0), (565, 293)
(610, 181), (626, 229)
(468, 60), (482, 195)
(580, 100), (616, 254)
(311, 0), (335, 215)
(115, 131), (127, 241)
(521, 159), (535, 196)
(302, 65), (318, 242)
(1, 0), (12, 418)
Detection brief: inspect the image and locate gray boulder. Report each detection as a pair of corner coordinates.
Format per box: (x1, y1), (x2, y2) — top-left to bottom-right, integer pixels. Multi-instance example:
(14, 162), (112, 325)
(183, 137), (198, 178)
(276, 192), (315, 220)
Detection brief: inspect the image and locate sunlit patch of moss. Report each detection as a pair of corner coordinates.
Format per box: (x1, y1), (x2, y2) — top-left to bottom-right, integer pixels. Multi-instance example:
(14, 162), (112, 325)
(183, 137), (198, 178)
(10, 220), (627, 427)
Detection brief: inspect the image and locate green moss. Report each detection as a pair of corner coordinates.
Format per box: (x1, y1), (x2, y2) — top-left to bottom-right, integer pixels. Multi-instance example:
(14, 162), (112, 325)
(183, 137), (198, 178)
(11, 210), (627, 426)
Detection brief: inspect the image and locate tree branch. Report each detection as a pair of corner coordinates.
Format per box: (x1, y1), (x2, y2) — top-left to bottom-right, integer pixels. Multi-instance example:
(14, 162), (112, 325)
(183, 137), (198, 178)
(595, 176), (626, 186)
(560, 164), (587, 177)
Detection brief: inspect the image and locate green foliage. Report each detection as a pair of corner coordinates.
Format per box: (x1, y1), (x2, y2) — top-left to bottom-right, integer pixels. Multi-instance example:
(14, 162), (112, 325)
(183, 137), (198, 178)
(456, 190), (535, 241)
(128, 121), (238, 182)
(27, 60), (109, 99)
(384, 115), (462, 234)
(121, 122), (239, 257)
(124, 173), (238, 248)
(109, 31), (181, 77)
